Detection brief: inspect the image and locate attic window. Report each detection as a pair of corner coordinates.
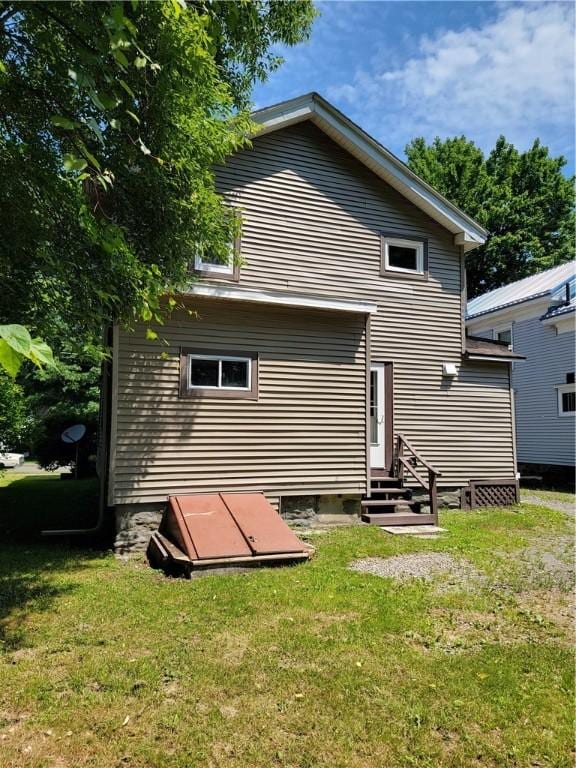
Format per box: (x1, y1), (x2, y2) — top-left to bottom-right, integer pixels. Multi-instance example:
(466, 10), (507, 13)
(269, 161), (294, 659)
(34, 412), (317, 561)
(382, 235), (427, 277)
(194, 238), (240, 281)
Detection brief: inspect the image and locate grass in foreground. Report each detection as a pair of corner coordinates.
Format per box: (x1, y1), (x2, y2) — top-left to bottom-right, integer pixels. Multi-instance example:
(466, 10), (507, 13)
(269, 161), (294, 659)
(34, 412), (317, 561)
(0, 476), (574, 767)
(520, 487), (575, 506)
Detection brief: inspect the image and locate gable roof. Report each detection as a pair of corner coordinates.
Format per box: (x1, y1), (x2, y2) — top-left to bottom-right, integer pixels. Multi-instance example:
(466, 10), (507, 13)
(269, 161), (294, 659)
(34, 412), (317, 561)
(252, 93), (487, 252)
(467, 262), (576, 320)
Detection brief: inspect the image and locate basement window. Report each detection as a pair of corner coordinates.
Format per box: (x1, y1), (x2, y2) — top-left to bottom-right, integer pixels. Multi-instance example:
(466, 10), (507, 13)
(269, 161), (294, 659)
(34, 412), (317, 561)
(180, 349), (258, 399)
(382, 236), (427, 277)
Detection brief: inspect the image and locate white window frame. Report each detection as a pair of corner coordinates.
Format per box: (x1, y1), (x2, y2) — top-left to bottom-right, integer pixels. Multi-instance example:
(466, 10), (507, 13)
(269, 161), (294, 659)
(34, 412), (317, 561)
(194, 243), (235, 276)
(382, 237), (425, 275)
(187, 354), (251, 391)
(493, 323), (513, 350)
(556, 383), (576, 416)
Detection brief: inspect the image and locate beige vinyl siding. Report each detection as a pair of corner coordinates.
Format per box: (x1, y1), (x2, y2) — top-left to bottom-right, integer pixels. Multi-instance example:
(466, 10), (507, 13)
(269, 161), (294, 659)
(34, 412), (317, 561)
(111, 298), (367, 505)
(212, 122), (515, 486)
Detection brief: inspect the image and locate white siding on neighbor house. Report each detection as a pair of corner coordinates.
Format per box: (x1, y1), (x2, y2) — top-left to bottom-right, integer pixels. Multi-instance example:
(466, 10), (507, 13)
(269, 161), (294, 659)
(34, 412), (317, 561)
(112, 299), (367, 505)
(511, 316), (575, 466)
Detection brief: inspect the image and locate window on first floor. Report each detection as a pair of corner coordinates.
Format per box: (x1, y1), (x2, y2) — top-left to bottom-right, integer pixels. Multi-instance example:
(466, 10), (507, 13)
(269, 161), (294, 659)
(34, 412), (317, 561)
(381, 236), (426, 276)
(557, 377), (575, 415)
(180, 349), (258, 399)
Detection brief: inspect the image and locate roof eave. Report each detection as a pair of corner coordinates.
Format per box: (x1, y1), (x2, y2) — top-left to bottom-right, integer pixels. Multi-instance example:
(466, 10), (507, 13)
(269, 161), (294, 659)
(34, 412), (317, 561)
(252, 93), (487, 251)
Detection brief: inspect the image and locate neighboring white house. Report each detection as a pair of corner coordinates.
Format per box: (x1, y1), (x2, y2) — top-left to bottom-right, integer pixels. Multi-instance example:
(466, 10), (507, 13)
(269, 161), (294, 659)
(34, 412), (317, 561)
(467, 262), (576, 483)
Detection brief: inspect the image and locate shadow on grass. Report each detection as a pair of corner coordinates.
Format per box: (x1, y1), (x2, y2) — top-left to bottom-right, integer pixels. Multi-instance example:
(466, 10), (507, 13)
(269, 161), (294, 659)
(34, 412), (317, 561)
(0, 543), (109, 651)
(0, 475), (113, 650)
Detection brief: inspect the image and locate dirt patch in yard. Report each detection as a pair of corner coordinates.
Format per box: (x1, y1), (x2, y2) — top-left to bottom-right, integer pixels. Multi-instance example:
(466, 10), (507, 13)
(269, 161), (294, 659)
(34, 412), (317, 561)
(521, 496), (575, 516)
(349, 553), (480, 586)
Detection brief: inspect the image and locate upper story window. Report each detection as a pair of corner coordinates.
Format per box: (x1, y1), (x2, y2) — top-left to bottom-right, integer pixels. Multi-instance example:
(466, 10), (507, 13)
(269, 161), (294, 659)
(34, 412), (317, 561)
(557, 373), (575, 416)
(494, 325), (513, 349)
(194, 238), (240, 281)
(179, 348), (258, 399)
(381, 235), (427, 278)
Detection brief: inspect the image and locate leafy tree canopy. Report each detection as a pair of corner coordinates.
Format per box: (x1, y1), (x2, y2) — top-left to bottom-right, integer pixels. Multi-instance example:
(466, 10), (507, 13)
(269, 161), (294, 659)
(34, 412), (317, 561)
(405, 135), (575, 297)
(0, 0), (316, 370)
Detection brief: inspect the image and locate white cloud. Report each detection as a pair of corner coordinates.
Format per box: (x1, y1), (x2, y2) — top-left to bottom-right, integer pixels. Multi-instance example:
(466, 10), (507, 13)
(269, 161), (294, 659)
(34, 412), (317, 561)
(327, 3), (575, 157)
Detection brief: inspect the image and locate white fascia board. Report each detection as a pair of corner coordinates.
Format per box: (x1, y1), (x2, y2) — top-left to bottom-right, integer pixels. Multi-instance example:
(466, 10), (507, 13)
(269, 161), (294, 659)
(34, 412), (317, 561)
(466, 296), (552, 329)
(252, 94), (487, 250)
(187, 283), (378, 315)
(466, 355), (513, 364)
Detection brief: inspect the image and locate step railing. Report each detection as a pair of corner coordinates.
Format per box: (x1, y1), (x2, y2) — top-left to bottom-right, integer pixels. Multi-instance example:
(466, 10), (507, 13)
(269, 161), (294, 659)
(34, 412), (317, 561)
(394, 434), (441, 522)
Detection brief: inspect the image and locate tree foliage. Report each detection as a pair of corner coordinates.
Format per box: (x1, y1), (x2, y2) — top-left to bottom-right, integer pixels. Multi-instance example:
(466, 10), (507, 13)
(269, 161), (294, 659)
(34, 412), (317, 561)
(405, 135), (575, 297)
(0, 0), (315, 360)
(0, 370), (28, 449)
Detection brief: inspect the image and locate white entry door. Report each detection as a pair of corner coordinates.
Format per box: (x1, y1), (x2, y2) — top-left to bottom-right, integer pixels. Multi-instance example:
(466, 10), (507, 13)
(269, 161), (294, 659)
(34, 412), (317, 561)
(370, 363), (385, 469)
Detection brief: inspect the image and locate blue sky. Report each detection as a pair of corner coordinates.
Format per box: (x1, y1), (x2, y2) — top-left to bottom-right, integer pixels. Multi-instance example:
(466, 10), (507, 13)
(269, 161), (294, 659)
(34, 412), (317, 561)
(252, 1), (575, 175)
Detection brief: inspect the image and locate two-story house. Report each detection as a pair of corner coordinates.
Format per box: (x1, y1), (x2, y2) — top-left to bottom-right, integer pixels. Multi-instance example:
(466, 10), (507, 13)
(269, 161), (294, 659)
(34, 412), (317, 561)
(467, 262), (576, 486)
(100, 94), (522, 551)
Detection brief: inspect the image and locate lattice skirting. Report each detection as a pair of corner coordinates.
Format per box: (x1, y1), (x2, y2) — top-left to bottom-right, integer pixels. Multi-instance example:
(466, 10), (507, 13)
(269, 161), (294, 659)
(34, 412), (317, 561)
(462, 479), (519, 509)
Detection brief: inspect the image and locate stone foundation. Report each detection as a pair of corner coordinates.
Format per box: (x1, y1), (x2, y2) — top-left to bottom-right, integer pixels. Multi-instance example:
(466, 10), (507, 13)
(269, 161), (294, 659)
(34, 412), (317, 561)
(114, 488), (466, 552)
(114, 502), (164, 554)
(280, 494), (362, 526)
(411, 487), (462, 513)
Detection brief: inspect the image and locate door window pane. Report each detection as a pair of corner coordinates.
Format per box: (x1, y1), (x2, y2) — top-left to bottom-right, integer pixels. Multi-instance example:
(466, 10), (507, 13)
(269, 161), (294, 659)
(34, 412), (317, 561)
(221, 360), (249, 388)
(370, 370), (378, 444)
(190, 358), (219, 387)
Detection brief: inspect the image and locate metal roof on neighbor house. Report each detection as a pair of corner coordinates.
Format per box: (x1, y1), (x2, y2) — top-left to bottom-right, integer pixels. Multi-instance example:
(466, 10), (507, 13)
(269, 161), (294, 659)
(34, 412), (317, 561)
(466, 262), (576, 319)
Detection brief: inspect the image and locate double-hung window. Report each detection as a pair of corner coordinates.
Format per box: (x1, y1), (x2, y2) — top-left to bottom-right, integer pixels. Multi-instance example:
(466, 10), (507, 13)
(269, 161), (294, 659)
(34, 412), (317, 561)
(180, 349), (258, 399)
(381, 235), (427, 277)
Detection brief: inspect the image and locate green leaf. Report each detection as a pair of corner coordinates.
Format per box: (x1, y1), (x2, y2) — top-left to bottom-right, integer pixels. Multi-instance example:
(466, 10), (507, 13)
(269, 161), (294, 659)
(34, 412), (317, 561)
(125, 109), (140, 125)
(28, 338), (56, 368)
(110, 118), (122, 130)
(113, 48), (129, 68)
(0, 324), (31, 356)
(63, 154), (88, 172)
(118, 78), (135, 99)
(145, 329), (158, 341)
(138, 138), (151, 156)
(0, 339), (22, 378)
(85, 117), (105, 146)
(134, 55), (147, 69)
(50, 115), (76, 130)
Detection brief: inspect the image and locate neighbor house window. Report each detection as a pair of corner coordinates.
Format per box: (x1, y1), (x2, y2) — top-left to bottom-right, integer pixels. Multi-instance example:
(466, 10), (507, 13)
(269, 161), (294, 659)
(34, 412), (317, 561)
(557, 375), (575, 415)
(494, 325), (513, 349)
(194, 237), (240, 281)
(381, 235), (426, 277)
(179, 349), (258, 399)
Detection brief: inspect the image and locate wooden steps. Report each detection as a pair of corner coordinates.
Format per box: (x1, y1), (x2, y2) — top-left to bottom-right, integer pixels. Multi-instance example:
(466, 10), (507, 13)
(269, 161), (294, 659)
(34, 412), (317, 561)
(361, 474), (430, 526)
(362, 512), (436, 526)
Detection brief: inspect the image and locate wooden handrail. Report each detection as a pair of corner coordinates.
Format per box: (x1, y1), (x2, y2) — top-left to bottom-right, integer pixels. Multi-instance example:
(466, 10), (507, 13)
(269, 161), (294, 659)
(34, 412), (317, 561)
(395, 434), (440, 524)
(396, 433), (441, 476)
(398, 456), (428, 488)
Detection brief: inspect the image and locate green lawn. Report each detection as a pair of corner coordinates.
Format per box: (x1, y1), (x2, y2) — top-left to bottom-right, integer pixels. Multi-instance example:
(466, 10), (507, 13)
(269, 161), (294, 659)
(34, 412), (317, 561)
(0, 475), (573, 767)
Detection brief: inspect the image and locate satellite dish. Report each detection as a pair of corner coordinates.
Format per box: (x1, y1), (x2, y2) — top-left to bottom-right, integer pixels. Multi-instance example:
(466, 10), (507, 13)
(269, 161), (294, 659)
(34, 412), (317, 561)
(61, 424), (86, 444)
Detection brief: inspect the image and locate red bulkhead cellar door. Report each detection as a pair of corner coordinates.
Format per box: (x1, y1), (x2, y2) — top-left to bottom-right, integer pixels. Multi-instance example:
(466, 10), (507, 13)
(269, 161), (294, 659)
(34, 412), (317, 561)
(221, 493), (307, 555)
